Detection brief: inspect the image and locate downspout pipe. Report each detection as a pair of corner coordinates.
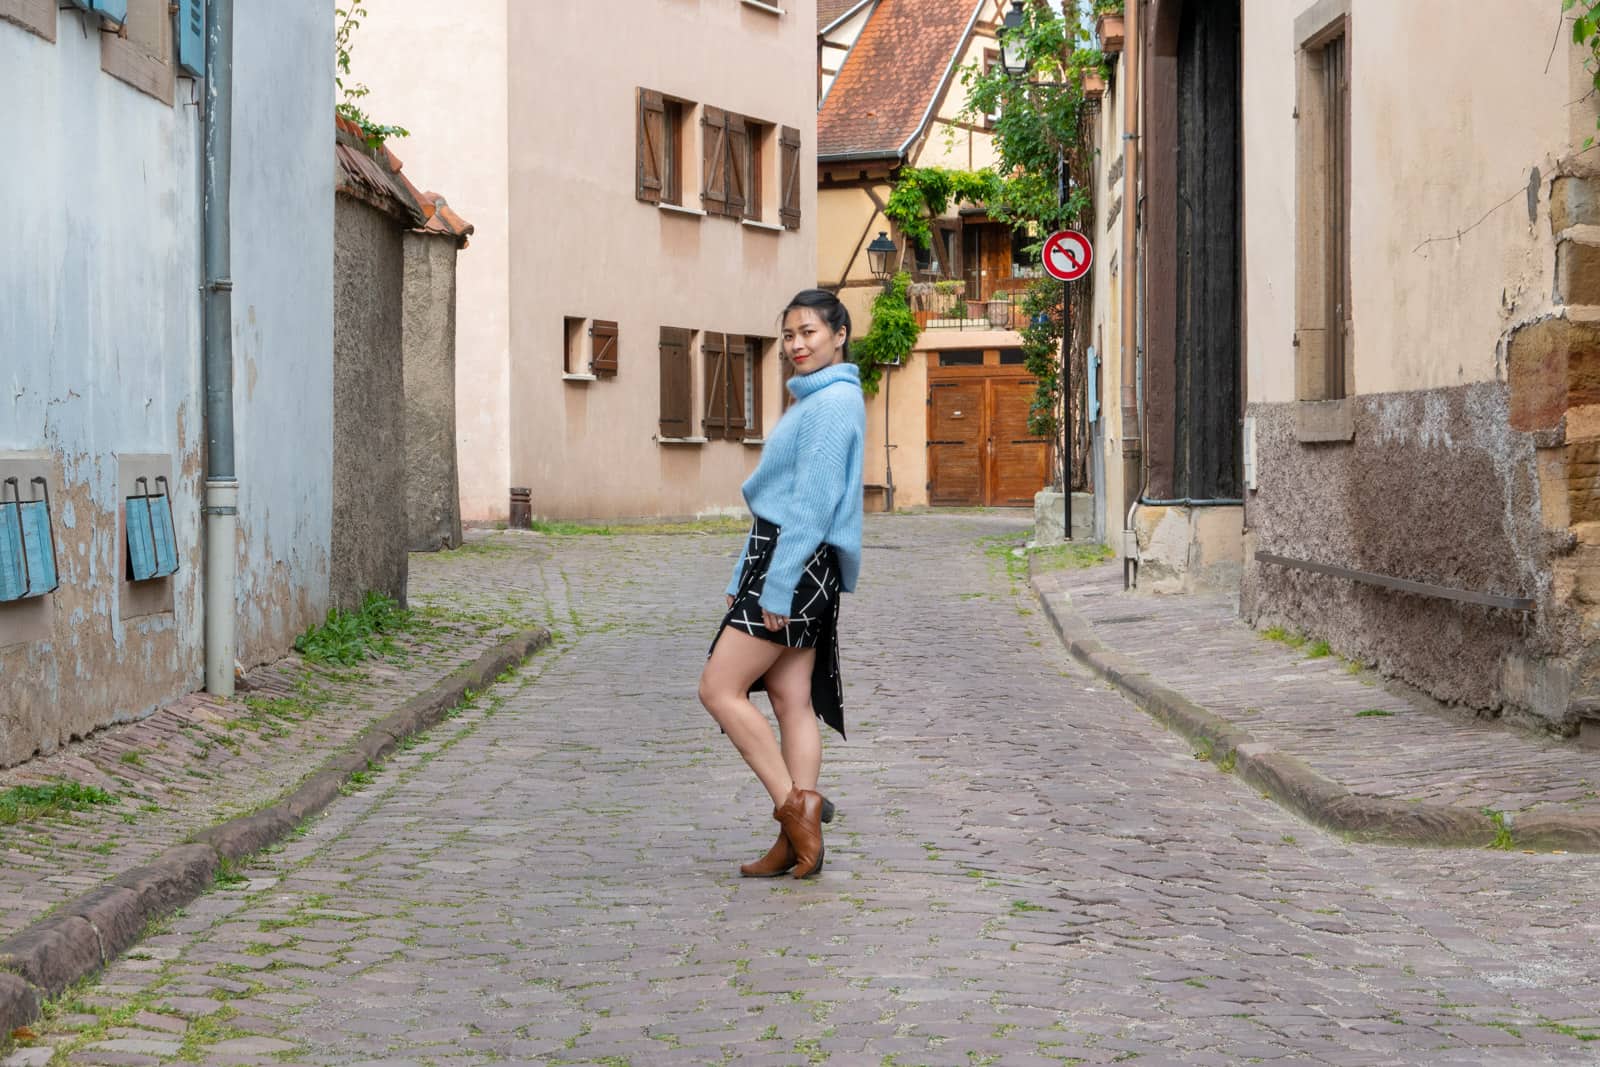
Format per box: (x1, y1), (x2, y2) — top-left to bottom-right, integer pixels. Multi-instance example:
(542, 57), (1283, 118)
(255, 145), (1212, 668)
(1120, 0), (1143, 589)
(202, 0), (237, 696)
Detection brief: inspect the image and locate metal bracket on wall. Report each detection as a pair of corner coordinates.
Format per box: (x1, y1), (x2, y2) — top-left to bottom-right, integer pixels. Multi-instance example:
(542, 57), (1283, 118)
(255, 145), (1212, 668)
(1255, 552), (1535, 613)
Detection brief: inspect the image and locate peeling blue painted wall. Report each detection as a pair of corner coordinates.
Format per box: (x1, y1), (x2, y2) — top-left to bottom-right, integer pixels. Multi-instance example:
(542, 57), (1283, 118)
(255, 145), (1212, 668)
(0, 3), (335, 766)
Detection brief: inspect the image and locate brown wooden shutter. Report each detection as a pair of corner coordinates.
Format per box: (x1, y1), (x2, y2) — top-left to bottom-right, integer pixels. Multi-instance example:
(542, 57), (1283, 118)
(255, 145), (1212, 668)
(725, 334), (747, 439)
(659, 328), (692, 437)
(779, 125), (801, 230)
(725, 115), (749, 220)
(746, 337), (764, 439)
(590, 320), (618, 377)
(701, 107), (728, 216)
(637, 90), (665, 204)
(702, 332), (727, 438)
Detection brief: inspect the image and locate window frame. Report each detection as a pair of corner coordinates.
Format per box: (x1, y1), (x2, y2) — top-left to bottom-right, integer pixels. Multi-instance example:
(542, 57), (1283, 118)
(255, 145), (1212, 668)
(1, 0), (56, 41)
(101, 0), (175, 106)
(1293, 0), (1353, 415)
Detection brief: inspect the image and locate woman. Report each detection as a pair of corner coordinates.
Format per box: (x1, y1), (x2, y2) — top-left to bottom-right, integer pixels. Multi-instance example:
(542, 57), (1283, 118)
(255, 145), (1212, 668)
(699, 289), (866, 880)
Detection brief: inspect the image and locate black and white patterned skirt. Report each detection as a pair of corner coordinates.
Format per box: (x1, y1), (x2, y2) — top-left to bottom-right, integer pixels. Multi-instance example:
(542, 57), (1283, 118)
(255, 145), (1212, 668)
(709, 516), (847, 737)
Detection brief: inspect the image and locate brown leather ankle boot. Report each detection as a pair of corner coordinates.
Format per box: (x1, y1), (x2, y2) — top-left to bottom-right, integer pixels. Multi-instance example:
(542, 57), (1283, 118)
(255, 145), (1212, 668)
(739, 823), (796, 878)
(775, 788), (825, 879)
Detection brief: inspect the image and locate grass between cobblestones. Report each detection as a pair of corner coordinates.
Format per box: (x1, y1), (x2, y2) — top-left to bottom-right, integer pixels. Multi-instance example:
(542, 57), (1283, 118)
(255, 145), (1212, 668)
(0, 781), (116, 827)
(7, 661), (548, 1065)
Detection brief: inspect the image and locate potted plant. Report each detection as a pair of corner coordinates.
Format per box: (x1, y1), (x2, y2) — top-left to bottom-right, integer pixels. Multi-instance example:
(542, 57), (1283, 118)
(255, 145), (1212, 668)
(1094, 0), (1125, 54)
(986, 292), (1013, 328)
(1075, 47), (1107, 101)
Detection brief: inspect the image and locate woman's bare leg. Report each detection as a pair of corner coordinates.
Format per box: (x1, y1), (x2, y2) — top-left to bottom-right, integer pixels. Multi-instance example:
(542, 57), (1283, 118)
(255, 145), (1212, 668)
(699, 629), (793, 806)
(763, 648), (821, 791)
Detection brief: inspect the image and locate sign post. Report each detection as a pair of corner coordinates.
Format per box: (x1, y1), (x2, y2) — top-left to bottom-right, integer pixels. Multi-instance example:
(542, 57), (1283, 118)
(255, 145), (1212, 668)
(1042, 225), (1092, 540)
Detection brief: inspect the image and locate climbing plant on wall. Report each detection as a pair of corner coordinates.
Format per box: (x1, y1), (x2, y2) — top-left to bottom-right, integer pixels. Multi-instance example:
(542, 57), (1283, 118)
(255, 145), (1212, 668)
(852, 273), (921, 398)
(1567, 0), (1600, 147)
(336, 4), (409, 150)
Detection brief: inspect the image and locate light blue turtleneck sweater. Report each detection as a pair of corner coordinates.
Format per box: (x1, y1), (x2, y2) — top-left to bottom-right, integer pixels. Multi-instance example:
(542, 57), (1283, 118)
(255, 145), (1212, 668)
(726, 361), (865, 614)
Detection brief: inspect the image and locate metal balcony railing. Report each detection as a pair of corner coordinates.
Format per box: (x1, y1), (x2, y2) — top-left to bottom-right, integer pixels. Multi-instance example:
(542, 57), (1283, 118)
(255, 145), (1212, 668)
(907, 283), (1030, 332)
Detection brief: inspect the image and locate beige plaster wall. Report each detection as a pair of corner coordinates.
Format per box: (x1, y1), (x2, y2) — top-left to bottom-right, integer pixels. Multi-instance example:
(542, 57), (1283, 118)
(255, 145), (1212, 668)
(1089, 73), (1127, 550)
(819, 184), (883, 290)
(1244, 0), (1568, 404)
(347, 0), (510, 521)
(506, 1), (817, 520)
(861, 354), (930, 509)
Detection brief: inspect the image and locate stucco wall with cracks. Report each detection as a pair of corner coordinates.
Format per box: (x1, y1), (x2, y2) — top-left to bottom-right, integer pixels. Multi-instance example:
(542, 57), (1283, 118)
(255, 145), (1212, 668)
(0, 3), (334, 767)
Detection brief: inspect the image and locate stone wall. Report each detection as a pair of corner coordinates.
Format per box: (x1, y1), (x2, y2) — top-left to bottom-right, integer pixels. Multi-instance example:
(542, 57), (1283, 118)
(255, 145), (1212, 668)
(402, 232), (464, 552)
(333, 196), (409, 610)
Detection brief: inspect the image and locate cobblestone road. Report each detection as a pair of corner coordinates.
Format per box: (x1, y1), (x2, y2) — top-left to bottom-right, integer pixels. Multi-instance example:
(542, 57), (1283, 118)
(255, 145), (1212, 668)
(20, 514), (1600, 1066)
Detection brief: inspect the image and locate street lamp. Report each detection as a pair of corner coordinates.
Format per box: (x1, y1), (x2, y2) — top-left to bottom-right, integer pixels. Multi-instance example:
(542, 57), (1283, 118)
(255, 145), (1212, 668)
(1000, 0), (1028, 76)
(866, 231), (897, 283)
(863, 230), (901, 512)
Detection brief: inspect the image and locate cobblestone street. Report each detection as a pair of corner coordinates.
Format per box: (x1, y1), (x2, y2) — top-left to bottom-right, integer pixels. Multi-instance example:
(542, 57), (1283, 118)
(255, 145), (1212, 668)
(19, 514), (1600, 1066)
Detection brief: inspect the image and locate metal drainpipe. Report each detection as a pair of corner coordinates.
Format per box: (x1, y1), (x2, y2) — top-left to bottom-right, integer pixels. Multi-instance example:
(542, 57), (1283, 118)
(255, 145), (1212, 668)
(202, 0), (237, 696)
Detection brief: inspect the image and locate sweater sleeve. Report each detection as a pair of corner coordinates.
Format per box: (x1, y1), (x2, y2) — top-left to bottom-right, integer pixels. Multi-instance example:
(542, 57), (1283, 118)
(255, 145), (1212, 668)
(758, 400), (852, 616)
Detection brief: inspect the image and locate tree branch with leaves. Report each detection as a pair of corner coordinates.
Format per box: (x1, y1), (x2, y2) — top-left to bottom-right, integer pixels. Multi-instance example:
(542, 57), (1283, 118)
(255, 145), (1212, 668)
(336, 4), (409, 150)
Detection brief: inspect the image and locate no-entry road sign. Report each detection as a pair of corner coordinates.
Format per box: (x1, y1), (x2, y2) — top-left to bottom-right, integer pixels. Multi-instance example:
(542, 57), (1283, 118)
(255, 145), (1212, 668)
(1042, 230), (1092, 282)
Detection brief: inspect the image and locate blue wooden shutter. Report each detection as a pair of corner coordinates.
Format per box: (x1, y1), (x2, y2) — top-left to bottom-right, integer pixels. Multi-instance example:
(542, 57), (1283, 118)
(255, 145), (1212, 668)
(174, 0), (205, 78)
(150, 477), (179, 578)
(127, 481), (157, 582)
(0, 481), (25, 603)
(19, 478), (58, 597)
(90, 0), (127, 25)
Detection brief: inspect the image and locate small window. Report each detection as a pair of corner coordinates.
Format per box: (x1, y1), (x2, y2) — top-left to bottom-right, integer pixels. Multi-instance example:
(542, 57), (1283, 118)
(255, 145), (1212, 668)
(937, 351), (984, 367)
(914, 236), (939, 276)
(982, 49), (1001, 127)
(744, 120), (770, 222)
(638, 89), (689, 206)
(0, 476), (59, 602)
(1295, 15), (1350, 402)
(743, 337), (769, 438)
(125, 476), (178, 582)
(998, 348), (1027, 366)
(563, 317), (585, 375)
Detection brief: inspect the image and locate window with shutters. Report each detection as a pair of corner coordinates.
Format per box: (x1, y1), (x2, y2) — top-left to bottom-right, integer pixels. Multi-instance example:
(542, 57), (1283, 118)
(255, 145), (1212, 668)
(659, 327), (697, 440)
(102, 0), (173, 105)
(744, 121), (770, 222)
(637, 89), (690, 207)
(1294, 7), (1351, 406)
(1, 0), (56, 41)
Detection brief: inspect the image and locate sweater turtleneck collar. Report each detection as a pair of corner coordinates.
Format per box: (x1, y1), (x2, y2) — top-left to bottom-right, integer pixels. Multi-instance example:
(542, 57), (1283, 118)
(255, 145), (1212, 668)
(787, 361), (860, 399)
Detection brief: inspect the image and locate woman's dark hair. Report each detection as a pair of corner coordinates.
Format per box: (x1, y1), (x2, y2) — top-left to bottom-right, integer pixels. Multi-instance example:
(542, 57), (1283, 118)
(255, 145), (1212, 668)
(781, 289), (852, 363)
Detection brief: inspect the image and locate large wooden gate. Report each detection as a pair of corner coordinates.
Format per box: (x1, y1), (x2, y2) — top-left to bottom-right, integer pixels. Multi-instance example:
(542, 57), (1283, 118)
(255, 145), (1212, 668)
(926, 351), (1049, 507)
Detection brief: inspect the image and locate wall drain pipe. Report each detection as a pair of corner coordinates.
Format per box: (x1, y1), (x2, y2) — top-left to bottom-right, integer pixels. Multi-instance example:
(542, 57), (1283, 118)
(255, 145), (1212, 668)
(202, 0), (237, 696)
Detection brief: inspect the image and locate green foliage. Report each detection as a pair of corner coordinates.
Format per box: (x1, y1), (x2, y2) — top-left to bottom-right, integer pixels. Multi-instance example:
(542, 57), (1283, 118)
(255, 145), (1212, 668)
(852, 272), (922, 396)
(0, 780), (116, 826)
(1570, 1), (1600, 148)
(336, 4), (409, 150)
(884, 169), (1001, 251)
(294, 591), (414, 666)
(1093, 0), (1124, 14)
(1019, 280), (1063, 438)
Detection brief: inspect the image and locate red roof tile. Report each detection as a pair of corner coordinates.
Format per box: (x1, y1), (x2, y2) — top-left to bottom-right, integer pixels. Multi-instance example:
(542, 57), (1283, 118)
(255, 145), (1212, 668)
(818, 0), (982, 161)
(334, 113), (473, 244)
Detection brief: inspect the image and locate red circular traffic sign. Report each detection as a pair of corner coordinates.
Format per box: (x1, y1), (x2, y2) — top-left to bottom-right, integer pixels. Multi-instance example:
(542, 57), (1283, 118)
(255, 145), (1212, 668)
(1041, 229), (1093, 282)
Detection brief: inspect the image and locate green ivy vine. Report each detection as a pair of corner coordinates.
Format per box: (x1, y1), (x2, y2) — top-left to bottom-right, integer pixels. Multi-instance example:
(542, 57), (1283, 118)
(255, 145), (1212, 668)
(852, 273), (922, 397)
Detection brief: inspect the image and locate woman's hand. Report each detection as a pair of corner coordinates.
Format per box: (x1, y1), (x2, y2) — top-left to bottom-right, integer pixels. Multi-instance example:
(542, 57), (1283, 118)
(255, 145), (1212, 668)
(726, 594), (735, 609)
(762, 610), (789, 632)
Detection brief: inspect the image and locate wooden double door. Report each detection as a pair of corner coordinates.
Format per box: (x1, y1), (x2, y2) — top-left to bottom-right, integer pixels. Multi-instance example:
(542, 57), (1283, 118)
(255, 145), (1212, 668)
(927, 365), (1049, 507)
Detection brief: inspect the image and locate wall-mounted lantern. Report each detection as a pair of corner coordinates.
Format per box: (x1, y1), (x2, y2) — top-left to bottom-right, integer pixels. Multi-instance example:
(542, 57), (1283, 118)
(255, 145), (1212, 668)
(866, 231), (898, 286)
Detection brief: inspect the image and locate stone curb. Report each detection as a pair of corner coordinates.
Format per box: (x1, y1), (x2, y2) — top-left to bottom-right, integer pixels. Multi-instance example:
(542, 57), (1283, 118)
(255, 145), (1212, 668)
(1028, 570), (1523, 850)
(0, 627), (550, 1037)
